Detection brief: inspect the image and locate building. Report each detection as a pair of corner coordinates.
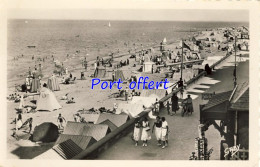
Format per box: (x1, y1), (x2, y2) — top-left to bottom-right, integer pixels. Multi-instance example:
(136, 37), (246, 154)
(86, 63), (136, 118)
(34, 139), (83, 160)
(199, 81), (249, 160)
(63, 122), (110, 141)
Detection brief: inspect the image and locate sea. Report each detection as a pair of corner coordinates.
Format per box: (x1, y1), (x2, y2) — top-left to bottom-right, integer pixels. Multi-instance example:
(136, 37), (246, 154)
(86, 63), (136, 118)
(7, 19), (248, 86)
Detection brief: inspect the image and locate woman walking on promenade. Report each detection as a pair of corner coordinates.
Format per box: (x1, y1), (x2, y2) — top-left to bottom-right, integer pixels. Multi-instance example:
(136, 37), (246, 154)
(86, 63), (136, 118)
(161, 117), (169, 149)
(171, 93), (179, 116)
(152, 116), (162, 146)
(141, 117), (150, 147)
(133, 120), (141, 146)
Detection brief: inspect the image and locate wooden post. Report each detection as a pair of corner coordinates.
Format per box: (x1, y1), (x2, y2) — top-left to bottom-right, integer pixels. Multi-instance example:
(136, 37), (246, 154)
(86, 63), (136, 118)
(234, 36), (237, 88)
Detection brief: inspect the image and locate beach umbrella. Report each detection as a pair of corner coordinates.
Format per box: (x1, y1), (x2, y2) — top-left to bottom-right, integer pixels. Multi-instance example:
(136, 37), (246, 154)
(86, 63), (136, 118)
(32, 122), (59, 143)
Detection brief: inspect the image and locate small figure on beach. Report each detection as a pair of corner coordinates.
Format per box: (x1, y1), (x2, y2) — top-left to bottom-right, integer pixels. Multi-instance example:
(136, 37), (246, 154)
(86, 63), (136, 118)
(61, 93), (69, 100)
(73, 113), (81, 122)
(84, 61), (88, 70)
(57, 113), (66, 129)
(94, 62), (97, 70)
(12, 111), (23, 139)
(66, 97), (75, 104)
(125, 87), (129, 102)
(81, 71), (85, 80)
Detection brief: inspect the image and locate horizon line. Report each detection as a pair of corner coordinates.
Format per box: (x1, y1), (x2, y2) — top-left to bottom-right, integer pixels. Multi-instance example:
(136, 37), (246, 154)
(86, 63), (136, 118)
(8, 18), (249, 23)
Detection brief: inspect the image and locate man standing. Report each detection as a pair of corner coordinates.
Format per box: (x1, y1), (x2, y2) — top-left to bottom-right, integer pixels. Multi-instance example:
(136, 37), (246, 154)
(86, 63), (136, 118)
(112, 70), (115, 82)
(84, 61), (88, 70)
(171, 93), (179, 116)
(125, 87), (129, 102)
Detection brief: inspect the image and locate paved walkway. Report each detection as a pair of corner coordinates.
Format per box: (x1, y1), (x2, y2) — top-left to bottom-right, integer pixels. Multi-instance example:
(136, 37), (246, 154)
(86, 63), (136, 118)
(97, 54), (249, 160)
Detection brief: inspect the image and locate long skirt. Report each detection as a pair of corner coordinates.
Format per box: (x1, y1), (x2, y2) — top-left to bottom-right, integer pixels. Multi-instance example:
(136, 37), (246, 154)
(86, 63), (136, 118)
(155, 127), (162, 140)
(141, 128), (150, 141)
(133, 127), (141, 141)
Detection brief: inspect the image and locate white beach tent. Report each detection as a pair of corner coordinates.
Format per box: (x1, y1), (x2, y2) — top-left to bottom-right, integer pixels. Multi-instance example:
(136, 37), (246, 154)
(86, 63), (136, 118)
(143, 61), (155, 72)
(130, 96), (157, 108)
(116, 103), (144, 118)
(162, 37), (167, 44)
(36, 87), (62, 111)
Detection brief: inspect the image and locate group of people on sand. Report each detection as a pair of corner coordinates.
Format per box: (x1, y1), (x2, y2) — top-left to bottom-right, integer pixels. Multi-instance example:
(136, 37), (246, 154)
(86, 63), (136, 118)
(11, 111), (33, 139)
(133, 116), (169, 149)
(7, 93), (23, 103)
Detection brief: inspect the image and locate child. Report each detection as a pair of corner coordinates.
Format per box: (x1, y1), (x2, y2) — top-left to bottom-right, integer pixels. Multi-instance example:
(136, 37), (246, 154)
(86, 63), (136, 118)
(57, 114), (66, 129)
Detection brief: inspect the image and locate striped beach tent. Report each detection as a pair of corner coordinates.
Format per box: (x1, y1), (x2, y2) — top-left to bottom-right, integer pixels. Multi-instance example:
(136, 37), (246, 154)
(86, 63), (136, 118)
(94, 66), (106, 78)
(47, 75), (60, 91)
(30, 78), (40, 93)
(114, 70), (125, 81)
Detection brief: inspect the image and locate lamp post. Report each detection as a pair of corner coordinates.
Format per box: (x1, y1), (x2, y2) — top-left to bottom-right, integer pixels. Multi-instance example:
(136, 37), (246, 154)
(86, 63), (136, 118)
(233, 36), (237, 88)
(181, 39), (184, 81)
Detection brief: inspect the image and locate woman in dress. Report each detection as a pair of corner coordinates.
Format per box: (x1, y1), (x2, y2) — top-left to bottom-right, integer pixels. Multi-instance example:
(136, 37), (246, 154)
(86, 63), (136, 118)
(171, 93), (179, 116)
(16, 112), (23, 130)
(12, 111), (23, 139)
(133, 120), (141, 146)
(152, 116), (162, 146)
(161, 117), (169, 149)
(141, 117), (150, 147)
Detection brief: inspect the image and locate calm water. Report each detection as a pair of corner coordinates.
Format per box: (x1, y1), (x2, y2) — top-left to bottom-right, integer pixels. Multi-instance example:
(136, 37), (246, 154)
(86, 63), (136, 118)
(8, 19), (248, 60)
(7, 19), (248, 84)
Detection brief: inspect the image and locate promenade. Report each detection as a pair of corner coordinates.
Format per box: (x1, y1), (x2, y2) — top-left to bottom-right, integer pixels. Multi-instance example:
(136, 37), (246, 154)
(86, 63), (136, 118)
(97, 54), (249, 160)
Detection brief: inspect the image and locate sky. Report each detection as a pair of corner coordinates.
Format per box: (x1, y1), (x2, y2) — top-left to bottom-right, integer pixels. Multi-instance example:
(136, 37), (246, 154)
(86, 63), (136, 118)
(7, 9), (249, 22)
